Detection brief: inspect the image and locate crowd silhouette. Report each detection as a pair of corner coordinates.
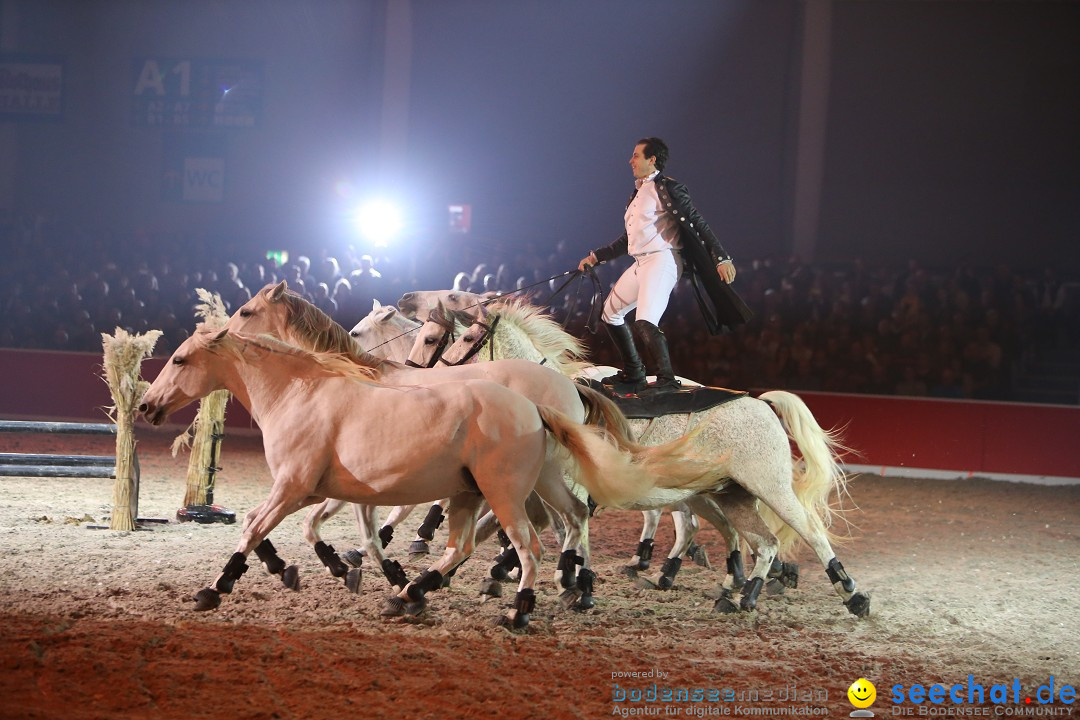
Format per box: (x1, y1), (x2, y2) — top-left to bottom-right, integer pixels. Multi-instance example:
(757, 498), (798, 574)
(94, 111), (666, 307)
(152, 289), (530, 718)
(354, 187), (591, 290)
(2, 213), (1076, 404)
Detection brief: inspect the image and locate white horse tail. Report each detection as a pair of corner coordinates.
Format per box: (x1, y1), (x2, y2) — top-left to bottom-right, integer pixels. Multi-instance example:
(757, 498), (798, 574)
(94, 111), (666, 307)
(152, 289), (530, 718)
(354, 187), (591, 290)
(574, 383), (648, 454)
(536, 405), (729, 510)
(757, 390), (852, 556)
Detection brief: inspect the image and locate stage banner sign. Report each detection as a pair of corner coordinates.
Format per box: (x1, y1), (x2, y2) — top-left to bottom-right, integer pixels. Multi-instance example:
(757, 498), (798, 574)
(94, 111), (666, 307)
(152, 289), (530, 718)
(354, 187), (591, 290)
(132, 57), (262, 129)
(161, 133), (226, 203)
(0, 55), (64, 121)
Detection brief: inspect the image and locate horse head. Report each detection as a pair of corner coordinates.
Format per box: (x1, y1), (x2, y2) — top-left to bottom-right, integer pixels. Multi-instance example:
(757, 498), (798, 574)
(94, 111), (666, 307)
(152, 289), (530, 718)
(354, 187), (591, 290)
(440, 304), (500, 366)
(349, 301), (420, 361)
(226, 280), (294, 341)
(140, 326), (230, 426)
(397, 290), (486, 322)
(406, 301), (457, 368)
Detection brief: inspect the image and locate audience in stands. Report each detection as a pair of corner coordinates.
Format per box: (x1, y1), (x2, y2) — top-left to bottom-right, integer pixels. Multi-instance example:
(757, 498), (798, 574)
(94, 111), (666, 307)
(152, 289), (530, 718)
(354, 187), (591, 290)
(1, 213), (1076, 404)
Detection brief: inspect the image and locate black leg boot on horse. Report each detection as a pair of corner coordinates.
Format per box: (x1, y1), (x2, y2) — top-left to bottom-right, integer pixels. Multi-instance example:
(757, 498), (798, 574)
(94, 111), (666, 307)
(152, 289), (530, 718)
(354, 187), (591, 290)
(601, 321), (647, 392)
(633, 320), (682, 394)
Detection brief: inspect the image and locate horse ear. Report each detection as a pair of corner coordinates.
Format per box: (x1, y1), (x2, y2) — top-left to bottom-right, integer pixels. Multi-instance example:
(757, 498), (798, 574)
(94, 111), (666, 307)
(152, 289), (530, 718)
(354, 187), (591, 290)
(212, 328), (229, 344)
(270, 280), (288, 300)
(379, 307), (397, 323)
(372, 299), (382, 310)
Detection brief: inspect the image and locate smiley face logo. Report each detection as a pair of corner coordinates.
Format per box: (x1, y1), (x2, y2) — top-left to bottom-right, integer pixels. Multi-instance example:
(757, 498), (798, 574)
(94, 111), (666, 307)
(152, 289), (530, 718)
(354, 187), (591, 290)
(848, 678), (877, 708)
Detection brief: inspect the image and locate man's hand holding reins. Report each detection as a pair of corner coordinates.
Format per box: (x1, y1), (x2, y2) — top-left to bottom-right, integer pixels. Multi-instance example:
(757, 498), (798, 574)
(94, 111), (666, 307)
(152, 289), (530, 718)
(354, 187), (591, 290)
(578, 252), (598, 272)
(717, 259), (736, 284)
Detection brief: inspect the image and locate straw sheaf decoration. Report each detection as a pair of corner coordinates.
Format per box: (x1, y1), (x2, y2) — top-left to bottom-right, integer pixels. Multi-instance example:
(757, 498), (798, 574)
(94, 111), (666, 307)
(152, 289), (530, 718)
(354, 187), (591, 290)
(101, 327), (162, 531)
(174, 289), (231, 508)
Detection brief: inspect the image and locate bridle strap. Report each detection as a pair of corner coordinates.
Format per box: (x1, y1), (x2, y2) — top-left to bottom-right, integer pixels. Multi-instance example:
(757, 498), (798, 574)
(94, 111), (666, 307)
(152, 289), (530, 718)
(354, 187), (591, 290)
(406, 326), (453, 368)
(446, 314), (500, 366)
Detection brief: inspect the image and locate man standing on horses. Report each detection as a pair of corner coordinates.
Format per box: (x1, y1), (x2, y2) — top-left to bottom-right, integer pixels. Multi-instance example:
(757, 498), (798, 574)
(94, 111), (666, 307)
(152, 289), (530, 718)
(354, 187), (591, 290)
(579, 137), (742, 394)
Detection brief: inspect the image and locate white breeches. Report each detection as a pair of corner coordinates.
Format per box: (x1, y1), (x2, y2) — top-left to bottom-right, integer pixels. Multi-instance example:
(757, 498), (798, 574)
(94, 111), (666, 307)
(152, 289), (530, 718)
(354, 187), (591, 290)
(602, 249), (683, 326)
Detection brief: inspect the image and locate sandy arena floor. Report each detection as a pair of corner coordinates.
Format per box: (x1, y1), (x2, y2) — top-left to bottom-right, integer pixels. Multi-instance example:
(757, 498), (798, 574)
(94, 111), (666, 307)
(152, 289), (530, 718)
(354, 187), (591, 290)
(0, 429), (1077, 720)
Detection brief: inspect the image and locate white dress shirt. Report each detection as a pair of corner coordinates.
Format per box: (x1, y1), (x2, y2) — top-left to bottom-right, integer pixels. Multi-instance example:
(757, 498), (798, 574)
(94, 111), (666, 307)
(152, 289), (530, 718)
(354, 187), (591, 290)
(624, 170), (681, 257)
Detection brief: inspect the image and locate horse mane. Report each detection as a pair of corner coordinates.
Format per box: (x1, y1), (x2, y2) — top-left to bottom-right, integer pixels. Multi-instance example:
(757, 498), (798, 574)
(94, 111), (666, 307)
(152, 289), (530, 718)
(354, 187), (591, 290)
(206, 328), (382, 385)
(484, 296), (591, 376)
(262, 285), (388, 377)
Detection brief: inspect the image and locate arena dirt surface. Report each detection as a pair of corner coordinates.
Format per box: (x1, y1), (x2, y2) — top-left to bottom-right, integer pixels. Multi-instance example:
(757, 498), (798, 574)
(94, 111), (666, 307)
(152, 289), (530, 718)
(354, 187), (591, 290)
(0, 429), (1077, 720)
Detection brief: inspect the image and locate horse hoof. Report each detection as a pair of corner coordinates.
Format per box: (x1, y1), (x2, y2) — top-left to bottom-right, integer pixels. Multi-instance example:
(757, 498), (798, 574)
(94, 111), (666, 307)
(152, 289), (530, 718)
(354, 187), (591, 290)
(193, 588), (221, 611)
(713, 595), (739, 614)
(345, 568), (362, 594)
(405, 598), (427, 616)
(657, 575), (674, 591)
(281, 565), (301, 591)
(845, 591), (871, 618)
(687, 544), (711, 569)
(494, 613), (529, 632)
(441, 574), (452, 589)
(575, 594), (595, 612)
(342, 549), (365, 568)
(408, 540), (430, 556)
(558, 587), (579, 610)
(765, 579), (786, 596)
(633, 575), (659, 591)
(381, 596), (407, 617)
(489, 564), (511, 582)
(777, 563), (799, 589)
(479, 578), (502, 598)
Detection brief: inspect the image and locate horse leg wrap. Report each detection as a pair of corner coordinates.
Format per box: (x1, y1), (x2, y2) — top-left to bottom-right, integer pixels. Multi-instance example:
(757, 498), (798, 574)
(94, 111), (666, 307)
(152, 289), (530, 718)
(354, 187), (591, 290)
(740, 576), (765, 611)
(497, 528), (511, 548)
(313, 541), (348, 578)
(254, 539), (286, 576)
(576, 568), (596, 610)
(378, 525), (394, 549)
(557, 549), (584, 589)
(825, 558), (856, 595)
(726, 550), (746, 589)
(635, 538), (655, 569)
(490, 546), (520, 581)
(512, 588), (536, 629)
(416, 505), (445, 542)
(381, 559), (408, 589)
(214, 552), (249, 594)
(406, 569), (444, 602)
(658, 557), (682, 590)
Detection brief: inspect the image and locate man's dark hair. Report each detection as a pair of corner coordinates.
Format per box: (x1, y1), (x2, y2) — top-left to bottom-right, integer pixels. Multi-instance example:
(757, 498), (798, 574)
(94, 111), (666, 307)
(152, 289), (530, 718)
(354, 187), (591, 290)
(637, 137), (669, 171)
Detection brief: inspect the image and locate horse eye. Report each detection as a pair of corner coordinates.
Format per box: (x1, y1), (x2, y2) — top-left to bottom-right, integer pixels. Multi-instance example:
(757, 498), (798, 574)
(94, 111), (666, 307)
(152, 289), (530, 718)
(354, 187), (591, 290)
(449, 294), (458, 302)
(239, 308), (253, 318)
(172, 356), (185, 366)
(465, 334), (475, 342)
(350, 330), (359, 337)
(425, 337), (436, 345)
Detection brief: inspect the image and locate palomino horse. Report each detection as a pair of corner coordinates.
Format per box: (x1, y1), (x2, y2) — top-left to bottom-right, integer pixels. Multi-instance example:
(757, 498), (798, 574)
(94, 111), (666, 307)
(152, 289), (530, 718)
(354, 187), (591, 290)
(407, 296), (870, 617)
(224, 282), (687, 609)
(140, 328), (732, 628)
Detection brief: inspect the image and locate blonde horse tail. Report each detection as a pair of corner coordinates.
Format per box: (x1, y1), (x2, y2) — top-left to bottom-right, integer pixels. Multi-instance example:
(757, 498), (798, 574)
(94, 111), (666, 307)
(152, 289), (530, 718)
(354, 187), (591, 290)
(536, 405), (730, 510)
(573, 383), (648, 453)
(757, 390), (852, 557)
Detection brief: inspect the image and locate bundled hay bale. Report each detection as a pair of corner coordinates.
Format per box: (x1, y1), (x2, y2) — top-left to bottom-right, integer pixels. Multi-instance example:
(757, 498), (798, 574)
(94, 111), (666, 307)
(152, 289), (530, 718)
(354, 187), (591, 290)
(174, 289), (231, 508)
(101, 328), (162, 531)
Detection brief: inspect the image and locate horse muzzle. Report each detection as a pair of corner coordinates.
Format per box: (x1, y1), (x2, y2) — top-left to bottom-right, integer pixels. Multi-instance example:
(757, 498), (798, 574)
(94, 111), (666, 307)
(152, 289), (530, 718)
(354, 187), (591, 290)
(139, 400), (167, 426)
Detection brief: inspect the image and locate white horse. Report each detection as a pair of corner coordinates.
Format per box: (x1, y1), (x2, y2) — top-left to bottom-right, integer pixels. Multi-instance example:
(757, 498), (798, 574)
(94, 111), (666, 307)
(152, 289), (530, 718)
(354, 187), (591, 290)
(405, 295), (869, 617)
(140, 327), (731, 628)
(397, 290), (727, 581)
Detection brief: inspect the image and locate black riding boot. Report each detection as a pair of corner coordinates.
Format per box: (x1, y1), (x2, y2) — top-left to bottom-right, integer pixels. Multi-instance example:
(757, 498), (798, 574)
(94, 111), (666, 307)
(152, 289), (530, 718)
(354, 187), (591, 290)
(601, 322), (646, 390)
(633, 320), (681, 393)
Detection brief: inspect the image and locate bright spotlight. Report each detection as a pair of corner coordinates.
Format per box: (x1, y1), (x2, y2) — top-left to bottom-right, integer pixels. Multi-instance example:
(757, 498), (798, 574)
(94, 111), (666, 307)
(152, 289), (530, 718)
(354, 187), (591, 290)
(354, 199), (404, 247)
